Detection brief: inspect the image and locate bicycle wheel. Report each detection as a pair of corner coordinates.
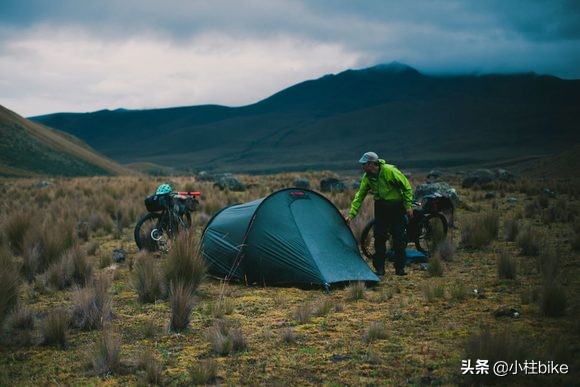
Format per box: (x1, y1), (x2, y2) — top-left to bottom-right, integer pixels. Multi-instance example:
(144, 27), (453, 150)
(414, 213), (448, 255)
(134, 213), (167, 252)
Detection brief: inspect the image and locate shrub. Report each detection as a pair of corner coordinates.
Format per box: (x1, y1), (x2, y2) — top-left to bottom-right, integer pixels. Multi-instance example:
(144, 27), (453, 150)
(497, 250), (517, 280)
(537, 246), (561, 281)
(0, 248), (20, 324)
(133, 251), (163, 303)
(91, 328), (122, 375)
(189, 359), (218, 385)
(8, 304), (34, 331)
(169, 281), (195, 332)
(164, 231), (206, 295)
(41, 308), (68, 349)
(363, 321), (389, 343)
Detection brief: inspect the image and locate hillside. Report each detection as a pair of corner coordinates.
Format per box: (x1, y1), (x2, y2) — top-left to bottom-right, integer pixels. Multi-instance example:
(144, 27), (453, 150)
(31, 63), (580, 173)
(0, 106), (134, 177)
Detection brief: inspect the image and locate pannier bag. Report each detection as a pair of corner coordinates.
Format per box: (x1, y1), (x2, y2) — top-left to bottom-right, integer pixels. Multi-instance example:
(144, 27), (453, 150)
(144, 194), (170, 212)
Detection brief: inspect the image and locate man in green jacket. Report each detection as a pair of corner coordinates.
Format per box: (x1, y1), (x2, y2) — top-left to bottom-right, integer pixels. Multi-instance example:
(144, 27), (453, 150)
(346, 152), (413, 276)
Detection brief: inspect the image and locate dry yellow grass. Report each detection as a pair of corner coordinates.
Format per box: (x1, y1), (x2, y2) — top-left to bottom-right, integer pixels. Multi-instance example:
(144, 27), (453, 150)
(0, 173), (578, 385)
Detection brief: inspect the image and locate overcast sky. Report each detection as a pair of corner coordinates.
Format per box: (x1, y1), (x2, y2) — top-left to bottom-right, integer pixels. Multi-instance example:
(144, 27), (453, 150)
(1, 0), (579, 117)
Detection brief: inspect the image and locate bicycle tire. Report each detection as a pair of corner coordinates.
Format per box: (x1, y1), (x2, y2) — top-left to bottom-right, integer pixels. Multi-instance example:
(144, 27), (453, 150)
(414, 213), (448, 255)
(134, 212), (163, 251)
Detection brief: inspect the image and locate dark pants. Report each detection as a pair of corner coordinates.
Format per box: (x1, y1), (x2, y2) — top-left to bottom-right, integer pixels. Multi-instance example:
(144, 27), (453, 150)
(373, 200), (407, 273)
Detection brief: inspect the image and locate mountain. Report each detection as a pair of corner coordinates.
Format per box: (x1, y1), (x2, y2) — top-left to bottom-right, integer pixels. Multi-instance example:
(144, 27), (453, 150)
(0, 105), (134, 177)
(30, 63), (580, 174)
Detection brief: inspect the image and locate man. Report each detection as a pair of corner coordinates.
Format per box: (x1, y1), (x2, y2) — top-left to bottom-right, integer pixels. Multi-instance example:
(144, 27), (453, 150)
(346, 152), (413, 276)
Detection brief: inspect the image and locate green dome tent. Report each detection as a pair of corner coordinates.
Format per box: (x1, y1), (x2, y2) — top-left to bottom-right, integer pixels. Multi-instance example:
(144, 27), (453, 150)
(201, 188), (379, 288)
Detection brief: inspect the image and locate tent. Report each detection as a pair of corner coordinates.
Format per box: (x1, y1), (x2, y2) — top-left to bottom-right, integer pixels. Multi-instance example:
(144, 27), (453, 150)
(201, 188), (379, 288)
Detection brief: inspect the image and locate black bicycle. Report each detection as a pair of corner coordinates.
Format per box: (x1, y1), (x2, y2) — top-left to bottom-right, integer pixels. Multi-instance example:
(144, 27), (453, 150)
(134, 190), (201, 252)
(359, 193), (451, 258)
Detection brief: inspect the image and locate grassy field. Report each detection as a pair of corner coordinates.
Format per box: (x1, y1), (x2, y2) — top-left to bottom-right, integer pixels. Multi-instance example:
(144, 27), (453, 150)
(0, 172), (578, 385)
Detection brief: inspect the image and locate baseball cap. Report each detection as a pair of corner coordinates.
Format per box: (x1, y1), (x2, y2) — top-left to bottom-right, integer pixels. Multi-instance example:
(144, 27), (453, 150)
(358, 151), (379, 164)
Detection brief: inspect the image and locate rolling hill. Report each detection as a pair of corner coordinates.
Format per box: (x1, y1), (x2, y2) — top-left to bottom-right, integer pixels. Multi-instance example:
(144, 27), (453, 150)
(30, 63), (580, 173)
(0, 105), (134, 177)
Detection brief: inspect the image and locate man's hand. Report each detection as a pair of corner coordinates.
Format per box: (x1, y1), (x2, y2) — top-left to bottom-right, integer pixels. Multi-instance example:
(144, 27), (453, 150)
(344, 216), (351, 226)
(406, 208), (414, 219)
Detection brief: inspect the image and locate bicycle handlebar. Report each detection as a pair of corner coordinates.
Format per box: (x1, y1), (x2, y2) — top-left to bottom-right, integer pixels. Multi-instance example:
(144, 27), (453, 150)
(175, 191), (201, 197)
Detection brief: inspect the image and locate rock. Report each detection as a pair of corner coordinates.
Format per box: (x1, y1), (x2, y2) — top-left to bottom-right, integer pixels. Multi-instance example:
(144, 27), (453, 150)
(506, 197), (518, 204)
(494, 307), (520, 318)
(541, 188), (556, 198)
(112, 248), (126, 263)
(484, 191), (497, 199)
(293, 178), (310, 189)
(462, 169), (496, 188)
(320, 178), (346, 193)
(36, 180), (51, 188)
(213, 174), (246, 191)
(196, 171), (214, 182)
(414, 182), (460, 207)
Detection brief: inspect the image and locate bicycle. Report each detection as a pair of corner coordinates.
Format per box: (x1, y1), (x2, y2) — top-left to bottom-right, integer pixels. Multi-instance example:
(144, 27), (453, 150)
(134, 189), (201, 252)
(359, 193), (451, 259)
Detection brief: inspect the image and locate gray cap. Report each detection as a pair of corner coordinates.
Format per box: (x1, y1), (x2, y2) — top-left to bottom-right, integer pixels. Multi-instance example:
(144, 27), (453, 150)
(358, 151), (379, 164)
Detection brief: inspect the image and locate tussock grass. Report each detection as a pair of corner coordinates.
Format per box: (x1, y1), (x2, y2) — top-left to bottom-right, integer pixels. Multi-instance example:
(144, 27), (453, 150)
(541, 280), (567, 317)
(133, 251), (163, 303)
(462, 327), (529, 384)
(91, 328), (122, 375)
(205, 297), (235, 319)
(164, 230), (206, 295)
(8, 304), (34, 331)
(427, 255), (444, 277)
(281, 327), (298, 344)
(138, 350), (163, 385)
(345, 281), (366, 301)
(293, 302), (313, 325)
(537, 245), (561, 281)
(436, 238), (455, 261)
(207, 319), (247, 356)
(497, 250), (517, 280)
(503, 217), (520, 241)
(41, 308), (68, 349)
(363, 321), (389, 343)
(189, 359), (218, 385)
(460, 212), (499, 249)
(4, 213), (32, 255)
(0, 248), (20, 324)
(71, 274), (113, 330)
(169, 281), (195, 332)
(516, 226), (542, 256)
(421, 282), (445, 303)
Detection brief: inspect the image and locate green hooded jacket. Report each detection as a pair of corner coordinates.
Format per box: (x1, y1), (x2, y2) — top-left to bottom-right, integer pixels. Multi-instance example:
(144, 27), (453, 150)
(348, 160), (413, 219)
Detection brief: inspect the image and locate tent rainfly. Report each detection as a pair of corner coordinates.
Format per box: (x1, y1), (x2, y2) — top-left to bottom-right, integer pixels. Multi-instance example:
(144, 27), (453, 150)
(201, 188), (379, 288)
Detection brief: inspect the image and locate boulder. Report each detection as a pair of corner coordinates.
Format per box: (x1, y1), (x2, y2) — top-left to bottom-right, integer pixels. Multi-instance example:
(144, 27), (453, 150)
(293, 178), (310, 189)
(214, 174), (246, 191)
(414, 182), (460, 207)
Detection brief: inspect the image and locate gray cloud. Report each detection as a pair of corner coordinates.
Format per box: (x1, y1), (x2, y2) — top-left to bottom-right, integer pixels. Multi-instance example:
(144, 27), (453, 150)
(1, 0), (578, 116)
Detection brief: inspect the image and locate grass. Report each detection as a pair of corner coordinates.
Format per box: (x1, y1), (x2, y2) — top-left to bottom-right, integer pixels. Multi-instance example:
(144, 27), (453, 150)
(91, 328), (122, 375)
(41, 308), (68, 349)
(133, 251), (163, 303)
(0, 248), (19, 324)
(460, 211), (499, 249)
(169, 281), (196, 332)
(0, 174), (579, 385)
(164, 230), (206, 294)
(497, 250), (517, 280)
